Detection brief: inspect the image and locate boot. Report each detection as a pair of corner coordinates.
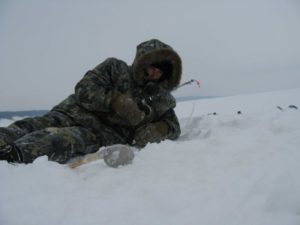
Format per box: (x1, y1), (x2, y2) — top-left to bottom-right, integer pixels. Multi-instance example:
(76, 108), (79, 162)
(0, 144), (23, 163)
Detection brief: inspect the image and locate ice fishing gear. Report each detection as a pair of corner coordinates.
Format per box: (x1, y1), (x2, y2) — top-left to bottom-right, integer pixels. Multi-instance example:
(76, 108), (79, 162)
(68, 144), (135, 169)
(175, 79), (200, 90)
(141, 78), (200, 106)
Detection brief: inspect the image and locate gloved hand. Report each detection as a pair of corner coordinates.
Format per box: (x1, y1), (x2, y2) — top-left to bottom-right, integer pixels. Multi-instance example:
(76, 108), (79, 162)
(143, 81), (161, 96)
(143, 81), (176, 118)
(133, 121), (169, 147)
(111, 92), (145, 126)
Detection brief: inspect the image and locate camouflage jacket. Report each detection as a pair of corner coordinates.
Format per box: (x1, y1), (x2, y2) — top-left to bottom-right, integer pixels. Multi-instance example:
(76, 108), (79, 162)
(52, 39), (182, 144)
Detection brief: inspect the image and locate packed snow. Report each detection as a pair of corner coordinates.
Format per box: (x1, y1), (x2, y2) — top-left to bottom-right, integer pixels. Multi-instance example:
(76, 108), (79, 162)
(1, 89), (300, 225)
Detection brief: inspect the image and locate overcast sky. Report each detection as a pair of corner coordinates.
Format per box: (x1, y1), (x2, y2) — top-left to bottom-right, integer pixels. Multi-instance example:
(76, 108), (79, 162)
(1, 0), (300, 111)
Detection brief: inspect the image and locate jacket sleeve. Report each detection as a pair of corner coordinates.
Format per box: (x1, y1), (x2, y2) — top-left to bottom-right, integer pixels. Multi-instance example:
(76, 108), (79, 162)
(74, 58), (129, 112)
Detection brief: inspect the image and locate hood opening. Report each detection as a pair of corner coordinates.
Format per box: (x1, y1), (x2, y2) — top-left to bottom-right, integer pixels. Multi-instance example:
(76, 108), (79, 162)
(132, 39), (182, 91)
(150, 60), (173, 82)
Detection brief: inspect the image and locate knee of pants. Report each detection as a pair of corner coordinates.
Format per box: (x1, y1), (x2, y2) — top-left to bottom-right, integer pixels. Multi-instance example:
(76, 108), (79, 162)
(14, 127), (100, 164)
(0, 126), (26, 146)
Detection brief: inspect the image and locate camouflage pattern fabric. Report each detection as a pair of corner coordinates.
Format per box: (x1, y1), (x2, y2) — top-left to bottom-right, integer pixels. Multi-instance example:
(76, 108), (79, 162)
(0, 127), (25, 147)
(0, 39), (182, 164)
(14, 127), (100, 164)
(0, 111), (73, 147)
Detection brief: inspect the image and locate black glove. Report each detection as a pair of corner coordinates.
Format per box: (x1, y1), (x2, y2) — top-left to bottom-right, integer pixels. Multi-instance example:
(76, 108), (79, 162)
(143, 82), (176, 118)
(111, 93), (145, 126)
(143, 81), (161, 96)
(133, 122), (169, 147)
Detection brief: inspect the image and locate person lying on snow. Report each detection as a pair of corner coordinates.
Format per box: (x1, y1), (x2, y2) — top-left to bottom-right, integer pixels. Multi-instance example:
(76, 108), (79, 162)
(0, 39), (182, 164)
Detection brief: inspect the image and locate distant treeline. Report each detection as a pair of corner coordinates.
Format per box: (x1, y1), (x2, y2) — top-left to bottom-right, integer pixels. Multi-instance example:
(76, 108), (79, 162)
(0, 110), (49, 119)
(176, 96), (217, 102)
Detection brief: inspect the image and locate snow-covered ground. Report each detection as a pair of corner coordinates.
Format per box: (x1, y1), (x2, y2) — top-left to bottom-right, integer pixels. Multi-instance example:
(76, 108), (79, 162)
(1, 89), (300, 225)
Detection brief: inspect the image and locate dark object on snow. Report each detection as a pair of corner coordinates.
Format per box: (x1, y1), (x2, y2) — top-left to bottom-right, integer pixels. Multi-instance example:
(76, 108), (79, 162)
(208, 112), (217, 116)
(276, 106), (283, 111)
(237, 111), (242, 115)
(288, 105), (298, 110)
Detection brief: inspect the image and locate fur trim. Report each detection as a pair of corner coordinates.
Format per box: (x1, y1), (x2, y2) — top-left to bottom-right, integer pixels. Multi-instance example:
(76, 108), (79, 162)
(132, 45), (182, 91)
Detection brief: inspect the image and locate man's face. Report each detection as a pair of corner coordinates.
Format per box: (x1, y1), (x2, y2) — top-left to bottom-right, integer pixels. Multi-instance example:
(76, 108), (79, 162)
(146, 66), (162, 81)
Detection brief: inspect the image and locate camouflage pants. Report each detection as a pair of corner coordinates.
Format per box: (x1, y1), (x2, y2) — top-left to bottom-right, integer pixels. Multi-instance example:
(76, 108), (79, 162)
(0, 111), (127, 164)
(14, 126), (100, 163)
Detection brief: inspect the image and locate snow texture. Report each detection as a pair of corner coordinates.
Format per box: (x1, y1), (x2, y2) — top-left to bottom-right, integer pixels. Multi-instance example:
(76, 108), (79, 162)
(1, 89), (300, 225)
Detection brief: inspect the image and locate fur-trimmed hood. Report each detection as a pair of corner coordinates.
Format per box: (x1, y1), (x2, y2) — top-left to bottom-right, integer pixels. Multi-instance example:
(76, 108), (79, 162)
(131, 39), (182, 91)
